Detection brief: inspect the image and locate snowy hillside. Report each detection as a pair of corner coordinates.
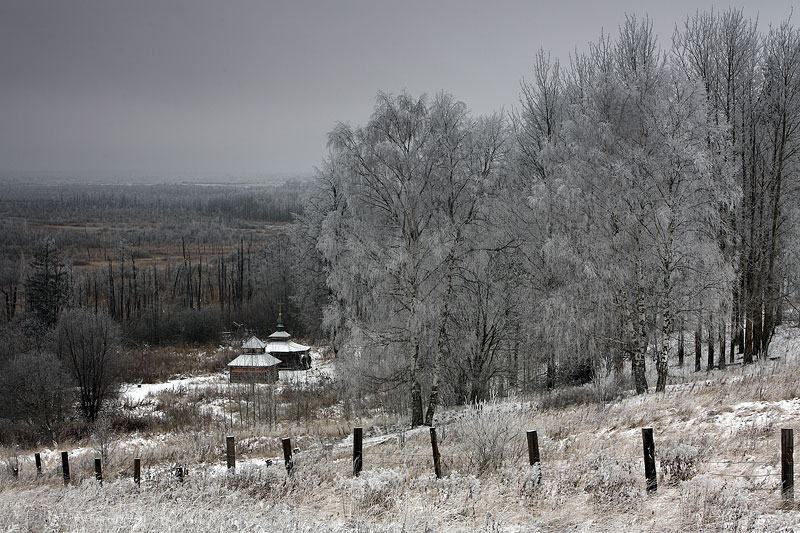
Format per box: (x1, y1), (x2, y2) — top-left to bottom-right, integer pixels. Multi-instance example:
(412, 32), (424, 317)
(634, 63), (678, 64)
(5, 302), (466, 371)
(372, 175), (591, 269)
(3, 327), (800, 531)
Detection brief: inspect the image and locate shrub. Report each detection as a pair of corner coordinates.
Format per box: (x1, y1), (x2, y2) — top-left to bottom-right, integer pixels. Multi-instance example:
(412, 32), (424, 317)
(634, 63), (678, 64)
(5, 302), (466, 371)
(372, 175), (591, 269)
(582, 453), (642, 508)
(660, 443), (700, 485)
(171, 308), (221, 345)
(680, 475), (755, 528)
(459, 400), (524, 476)
(338, 468), (405, 515)
(537, 373), (629, 411)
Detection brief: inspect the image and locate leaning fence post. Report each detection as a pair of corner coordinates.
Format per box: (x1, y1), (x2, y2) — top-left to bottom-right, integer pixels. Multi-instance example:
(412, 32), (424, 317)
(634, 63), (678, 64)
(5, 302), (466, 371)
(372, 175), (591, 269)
(134, 457), (141, 486)
(642, 427), (657, 492)
(61, 451), (70, 485)
(353, 427), (363, 477)
(782, 428), (794, 502)
(35, 453), (42, 476)
(282, 437), (294, 475)
(430, 427), (442, 479)
(527, 430), (541, 482)
(226, 435), (236, 470)
(94, 458), (102, 485)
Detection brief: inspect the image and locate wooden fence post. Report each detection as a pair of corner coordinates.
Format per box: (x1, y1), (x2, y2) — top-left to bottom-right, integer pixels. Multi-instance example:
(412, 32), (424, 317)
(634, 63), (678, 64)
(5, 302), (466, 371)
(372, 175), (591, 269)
(282, 437), (293, 475)
(527, 430), (541, 482)
(353, 427), (363, 477)
(94, 458), (102, 485)
(226, 435), (236, 470)
(35, 453), (41, 476)
(61, 451), (70, 485)
(430, 427), (442, 479)
(782, 428), (794, 501)
(642, 427), (657, 492)
(134, 457), (141, 486)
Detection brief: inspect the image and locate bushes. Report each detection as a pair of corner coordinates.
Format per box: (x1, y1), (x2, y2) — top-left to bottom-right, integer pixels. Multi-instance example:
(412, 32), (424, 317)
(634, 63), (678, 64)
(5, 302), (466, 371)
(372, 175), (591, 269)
(123, 346), (232, 384)
(660, 443), (700, 485)
(338, 468), (406, 515)
(123, 307), (221, 346)
(538, 373), (630, 411)
(680, 475), (756, 528)
(581, 453), (642, 507)
(170, 308), (221, 344)
(458, 400), (525, 477)
(0, 352), (74, 444)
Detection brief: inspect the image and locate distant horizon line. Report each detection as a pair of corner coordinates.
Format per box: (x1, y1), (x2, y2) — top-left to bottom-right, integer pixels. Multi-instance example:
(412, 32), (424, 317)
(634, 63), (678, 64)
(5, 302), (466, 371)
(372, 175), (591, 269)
(0, 169), (316, 185)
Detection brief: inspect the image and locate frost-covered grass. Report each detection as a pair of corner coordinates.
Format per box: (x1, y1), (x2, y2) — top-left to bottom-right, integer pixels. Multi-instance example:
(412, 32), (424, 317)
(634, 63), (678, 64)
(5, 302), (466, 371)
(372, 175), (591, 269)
(3, 327), (800, 531)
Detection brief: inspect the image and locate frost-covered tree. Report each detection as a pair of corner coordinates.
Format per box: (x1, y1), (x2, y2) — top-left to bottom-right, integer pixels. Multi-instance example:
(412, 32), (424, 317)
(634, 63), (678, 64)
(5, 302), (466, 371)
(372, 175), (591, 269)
(674, 9), (800, 363)
(319, 92), (507, 426)
(292, 155), (354, 350)
(514, 16), (737, 393)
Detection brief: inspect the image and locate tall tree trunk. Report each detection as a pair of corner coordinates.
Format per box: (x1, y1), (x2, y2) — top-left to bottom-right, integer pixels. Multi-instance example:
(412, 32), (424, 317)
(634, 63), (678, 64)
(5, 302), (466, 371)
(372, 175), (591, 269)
(409, 300), (424, 428)
(655, 305), (671, 393)
(731, 283), (741, 362)
(744, 283), (754, 364)
(719, 319), (727, 370)
(508, 325), (520, 392)
(694, 315), (702, 372)
(730, 298), (738, 363)
(425, 254), (455, 426)
(546, 354), (556, 390)
(633, 282), (648, 394)
(707, 315), (715, 371)
(753, 284), (763, 360)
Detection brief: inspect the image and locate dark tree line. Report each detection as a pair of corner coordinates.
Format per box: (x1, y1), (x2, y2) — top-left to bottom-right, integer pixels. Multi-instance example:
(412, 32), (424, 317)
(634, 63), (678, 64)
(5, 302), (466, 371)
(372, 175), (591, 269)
(0, 181), (307, 224)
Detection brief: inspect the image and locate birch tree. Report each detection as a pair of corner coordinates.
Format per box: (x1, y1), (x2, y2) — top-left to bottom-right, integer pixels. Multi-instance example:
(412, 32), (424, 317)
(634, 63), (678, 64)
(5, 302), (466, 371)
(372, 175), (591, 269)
(515, 16), (736, 393)
(321, 92), (506, 426)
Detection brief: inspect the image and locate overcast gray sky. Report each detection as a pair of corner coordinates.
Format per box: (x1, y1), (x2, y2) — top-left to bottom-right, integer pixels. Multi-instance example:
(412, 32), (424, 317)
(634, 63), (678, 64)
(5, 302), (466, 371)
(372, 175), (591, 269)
(0, 1), (794, 179)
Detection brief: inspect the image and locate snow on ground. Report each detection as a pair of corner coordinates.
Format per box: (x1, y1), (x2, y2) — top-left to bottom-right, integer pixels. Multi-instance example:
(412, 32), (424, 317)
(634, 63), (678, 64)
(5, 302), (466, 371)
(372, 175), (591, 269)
(336, 425), (430, 450)
(120, 374), (226, 403)
(120, 346), (335, 403)
(710, 398), (800, 434)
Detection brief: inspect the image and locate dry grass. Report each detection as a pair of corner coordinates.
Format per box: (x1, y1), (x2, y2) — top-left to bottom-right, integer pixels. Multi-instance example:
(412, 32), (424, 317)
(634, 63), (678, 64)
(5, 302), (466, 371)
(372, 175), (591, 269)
(2, 328), (800, 531)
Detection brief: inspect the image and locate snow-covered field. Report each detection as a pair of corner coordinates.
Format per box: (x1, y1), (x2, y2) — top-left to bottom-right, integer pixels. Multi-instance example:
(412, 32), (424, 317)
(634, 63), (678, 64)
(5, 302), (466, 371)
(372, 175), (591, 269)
(4, 330), (800, 531)
(121, 374), (225, 403)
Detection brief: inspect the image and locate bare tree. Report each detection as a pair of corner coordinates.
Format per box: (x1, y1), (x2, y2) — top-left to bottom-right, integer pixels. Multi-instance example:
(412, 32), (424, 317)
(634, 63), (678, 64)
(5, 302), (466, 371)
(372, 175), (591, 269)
(55, 308), (123, 421)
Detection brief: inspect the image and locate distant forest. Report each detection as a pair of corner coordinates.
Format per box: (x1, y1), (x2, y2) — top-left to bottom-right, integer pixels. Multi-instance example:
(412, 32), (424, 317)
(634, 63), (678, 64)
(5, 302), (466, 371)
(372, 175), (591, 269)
(0, 179), (318, 346)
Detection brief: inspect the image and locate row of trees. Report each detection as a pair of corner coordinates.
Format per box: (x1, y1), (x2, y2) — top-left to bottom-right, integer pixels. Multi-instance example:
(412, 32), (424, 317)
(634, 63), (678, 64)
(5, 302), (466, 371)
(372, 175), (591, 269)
(295, 10), (800, 426)
(0, 181), (307, 224)
(3, 229), (306, 344)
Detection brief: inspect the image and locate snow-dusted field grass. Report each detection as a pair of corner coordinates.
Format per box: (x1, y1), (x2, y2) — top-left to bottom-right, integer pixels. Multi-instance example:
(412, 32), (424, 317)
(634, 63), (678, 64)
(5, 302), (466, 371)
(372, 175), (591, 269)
(3, 329), (800, 531)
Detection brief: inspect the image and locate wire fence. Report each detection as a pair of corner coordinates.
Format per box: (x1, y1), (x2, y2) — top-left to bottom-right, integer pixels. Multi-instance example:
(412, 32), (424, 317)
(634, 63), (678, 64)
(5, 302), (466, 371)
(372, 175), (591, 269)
(3, 426), (797, 500)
